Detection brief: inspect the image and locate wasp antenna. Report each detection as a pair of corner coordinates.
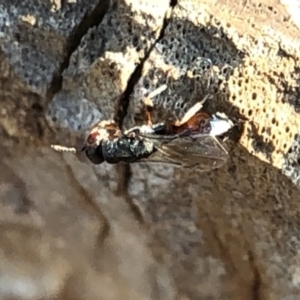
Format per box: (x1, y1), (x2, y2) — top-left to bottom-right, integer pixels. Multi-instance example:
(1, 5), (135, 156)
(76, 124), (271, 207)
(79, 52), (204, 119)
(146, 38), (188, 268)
(51, 145), (77, 153)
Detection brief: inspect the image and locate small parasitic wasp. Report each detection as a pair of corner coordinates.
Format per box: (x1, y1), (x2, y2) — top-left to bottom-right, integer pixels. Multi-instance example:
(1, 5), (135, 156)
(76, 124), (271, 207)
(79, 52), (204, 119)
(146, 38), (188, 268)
(52, 85), (234, 171)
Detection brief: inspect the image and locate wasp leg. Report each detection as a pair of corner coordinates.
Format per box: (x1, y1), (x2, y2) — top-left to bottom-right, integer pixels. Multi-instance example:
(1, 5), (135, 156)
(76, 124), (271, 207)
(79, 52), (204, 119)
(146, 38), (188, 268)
(175, 95), (209, 126)
(141, 96), (153, 126)
(146, 109), (153, 127)
(143, 84), (168, 126)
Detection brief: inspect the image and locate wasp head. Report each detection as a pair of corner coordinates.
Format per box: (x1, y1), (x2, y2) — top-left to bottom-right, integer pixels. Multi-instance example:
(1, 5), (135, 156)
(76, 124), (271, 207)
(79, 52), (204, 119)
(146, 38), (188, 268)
(82, 120), (120, 164)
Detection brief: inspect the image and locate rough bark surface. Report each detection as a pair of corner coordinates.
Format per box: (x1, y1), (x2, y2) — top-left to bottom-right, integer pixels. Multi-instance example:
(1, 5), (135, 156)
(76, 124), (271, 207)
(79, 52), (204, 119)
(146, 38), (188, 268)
(1, 0), (300, 299)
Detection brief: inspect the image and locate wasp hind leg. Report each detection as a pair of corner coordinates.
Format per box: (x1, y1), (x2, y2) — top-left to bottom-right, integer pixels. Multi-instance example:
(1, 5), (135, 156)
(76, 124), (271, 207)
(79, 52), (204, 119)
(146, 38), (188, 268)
(142, 84), (168, 126)
(175, 95), (209, 126)
(141, 95), (154, 127)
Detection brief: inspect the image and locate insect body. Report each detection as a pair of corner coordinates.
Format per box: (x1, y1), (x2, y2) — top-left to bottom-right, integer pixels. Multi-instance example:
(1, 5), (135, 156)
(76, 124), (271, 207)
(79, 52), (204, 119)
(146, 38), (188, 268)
(81, 119), (156, 165)
(81, 99), (234, 171)
(51, 85), (234, 171)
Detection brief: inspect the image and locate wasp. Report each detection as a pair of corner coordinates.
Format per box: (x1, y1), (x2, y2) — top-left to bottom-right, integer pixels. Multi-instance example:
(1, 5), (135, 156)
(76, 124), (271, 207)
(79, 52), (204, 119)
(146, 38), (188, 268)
(80, 86), (234, 171)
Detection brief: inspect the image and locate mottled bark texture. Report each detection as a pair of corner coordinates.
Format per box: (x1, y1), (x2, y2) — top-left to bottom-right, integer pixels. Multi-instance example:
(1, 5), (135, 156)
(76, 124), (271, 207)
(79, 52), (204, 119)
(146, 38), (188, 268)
(1, 0), (300, 299)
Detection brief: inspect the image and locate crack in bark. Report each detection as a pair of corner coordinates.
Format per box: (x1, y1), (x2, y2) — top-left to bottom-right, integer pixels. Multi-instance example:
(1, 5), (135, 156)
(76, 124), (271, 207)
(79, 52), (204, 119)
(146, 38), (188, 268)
(248, 250), (262, 300)
(46, 0), (110, 102)
(198, 202), (264, 300)
(113, 1), (177, 224)
(113, 5), (174, 129)
(169, 0), (178, 7)
(0, 159), (33, 214)
(115, 163), (145, 224)
(64, 162), (110, 247)
(42, 0), (112, 246)
(203, 211), (237, 274)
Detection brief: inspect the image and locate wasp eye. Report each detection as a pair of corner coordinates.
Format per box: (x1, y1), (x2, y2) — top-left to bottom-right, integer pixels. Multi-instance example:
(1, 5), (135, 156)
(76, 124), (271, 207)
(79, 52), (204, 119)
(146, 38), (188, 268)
(87, 132), (98, 145)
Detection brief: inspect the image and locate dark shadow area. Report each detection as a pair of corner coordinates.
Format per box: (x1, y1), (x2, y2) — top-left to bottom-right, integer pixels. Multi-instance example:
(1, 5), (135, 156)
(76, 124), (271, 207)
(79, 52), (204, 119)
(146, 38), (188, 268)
(248, 121), (276, 162)
(47, 0), (111, 101)
(130, 140), (300, 299)
(280, 67), (300, 113)
(115, 163), (145, 224)
(100, 4), (300, 298)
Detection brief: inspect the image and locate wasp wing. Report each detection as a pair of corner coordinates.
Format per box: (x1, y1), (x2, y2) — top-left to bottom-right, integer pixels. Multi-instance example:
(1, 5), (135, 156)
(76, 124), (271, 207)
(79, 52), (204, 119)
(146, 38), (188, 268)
(139, 134), (228, 172)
